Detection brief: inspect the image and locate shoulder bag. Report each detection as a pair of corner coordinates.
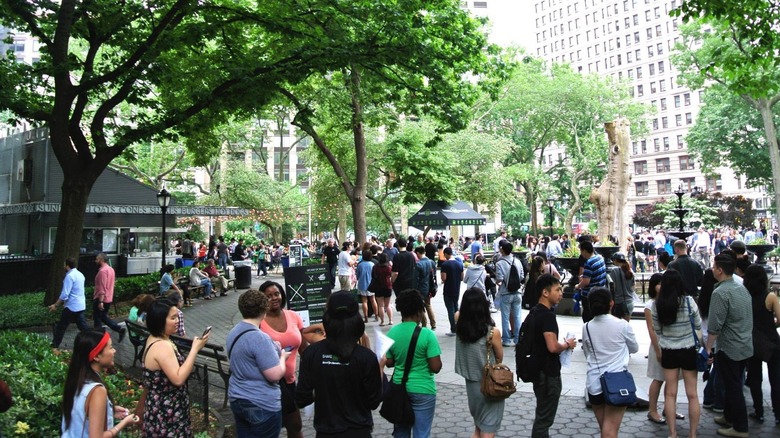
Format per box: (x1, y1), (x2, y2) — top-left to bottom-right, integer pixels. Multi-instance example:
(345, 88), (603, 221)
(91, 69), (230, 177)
(380, 325), (422, 426)
(585, 323), (637, 406)
(480, 327), (517, 400)
(686, 297), (709, 372)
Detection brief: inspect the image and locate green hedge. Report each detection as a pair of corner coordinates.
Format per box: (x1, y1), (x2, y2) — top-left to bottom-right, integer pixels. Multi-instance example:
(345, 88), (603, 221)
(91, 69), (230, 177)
(0, 268), (191, 330)
(0, 330), (140, 437)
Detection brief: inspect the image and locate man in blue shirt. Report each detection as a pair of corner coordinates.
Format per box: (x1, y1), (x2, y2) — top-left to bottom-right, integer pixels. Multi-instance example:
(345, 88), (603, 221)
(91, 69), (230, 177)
(48, 258), (89, 349)
(574, 241), (606, 323)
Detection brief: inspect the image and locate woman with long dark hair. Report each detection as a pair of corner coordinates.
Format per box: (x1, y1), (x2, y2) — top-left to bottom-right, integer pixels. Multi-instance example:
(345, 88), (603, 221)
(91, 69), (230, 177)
(652, 270), (702, 438)
(142, 299), (209, 437)
(522, 256), (546, 310)
(295, 291), (382, 437)
(372, 253), (394, 325)
(455, 287), (504, 438)
(608, 253), (635, 321)
(644, 273), (683, 425)
(383, 289), (442, 437)
(744, 264), (780, 424)
(582, 287), (639, 437)
(62, 330), (140, 437)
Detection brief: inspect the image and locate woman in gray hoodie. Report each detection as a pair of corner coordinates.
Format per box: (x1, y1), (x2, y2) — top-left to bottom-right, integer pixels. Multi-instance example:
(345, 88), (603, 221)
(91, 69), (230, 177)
(464, 254), (487, 296)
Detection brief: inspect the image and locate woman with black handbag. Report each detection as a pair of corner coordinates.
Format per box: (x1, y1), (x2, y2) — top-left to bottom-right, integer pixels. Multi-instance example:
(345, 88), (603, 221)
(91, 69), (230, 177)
(652, 270), (703, 438)
(382, 289), (442, 437)
(582, 287), (639, 438)
(455, 287), (505, 438)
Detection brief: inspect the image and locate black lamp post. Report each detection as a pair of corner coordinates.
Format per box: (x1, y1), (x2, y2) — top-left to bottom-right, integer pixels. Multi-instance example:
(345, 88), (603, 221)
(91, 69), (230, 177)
(157, 188), (171, 268)
(546, 196), (556, 234)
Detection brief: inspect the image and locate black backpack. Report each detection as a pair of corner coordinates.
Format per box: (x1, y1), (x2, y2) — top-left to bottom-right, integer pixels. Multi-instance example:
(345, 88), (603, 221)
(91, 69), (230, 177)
(501, 258), (522, 292)
(516, 308), (541, 383)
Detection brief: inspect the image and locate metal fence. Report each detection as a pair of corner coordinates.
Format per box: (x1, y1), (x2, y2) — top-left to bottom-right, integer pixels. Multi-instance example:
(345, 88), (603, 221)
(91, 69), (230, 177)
(0, 254), (99, 295)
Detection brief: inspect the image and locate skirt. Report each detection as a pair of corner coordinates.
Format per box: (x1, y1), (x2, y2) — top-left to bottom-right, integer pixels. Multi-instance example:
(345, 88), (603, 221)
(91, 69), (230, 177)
(465, 379), (505, 433)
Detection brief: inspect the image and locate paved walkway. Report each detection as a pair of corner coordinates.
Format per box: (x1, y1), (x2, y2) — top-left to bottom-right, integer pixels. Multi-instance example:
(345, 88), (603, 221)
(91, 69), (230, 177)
(52, 269), (779, 437)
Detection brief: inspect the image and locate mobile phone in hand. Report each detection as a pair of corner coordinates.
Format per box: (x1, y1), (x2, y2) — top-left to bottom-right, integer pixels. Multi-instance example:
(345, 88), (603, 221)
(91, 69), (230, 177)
(284, 346), (294, 352)
(201, 326), (212, 338)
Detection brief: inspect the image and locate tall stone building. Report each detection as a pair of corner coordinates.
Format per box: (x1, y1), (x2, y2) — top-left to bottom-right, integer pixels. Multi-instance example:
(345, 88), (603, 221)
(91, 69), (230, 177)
(530, 0), (770, 229)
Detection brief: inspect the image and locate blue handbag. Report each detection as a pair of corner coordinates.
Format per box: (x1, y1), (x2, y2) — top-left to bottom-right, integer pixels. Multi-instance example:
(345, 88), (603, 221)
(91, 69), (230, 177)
(686, 297), (709, 372)
(586, 323), (638, 406)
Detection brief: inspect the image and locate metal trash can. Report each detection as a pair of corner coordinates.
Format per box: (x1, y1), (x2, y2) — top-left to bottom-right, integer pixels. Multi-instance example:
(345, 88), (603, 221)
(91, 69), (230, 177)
(233, 260), (253, 289)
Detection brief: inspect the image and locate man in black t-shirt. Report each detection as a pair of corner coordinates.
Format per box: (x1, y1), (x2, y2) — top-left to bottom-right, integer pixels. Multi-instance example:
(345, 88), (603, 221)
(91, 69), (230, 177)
(439, 247), (464, 336)
(530, 274), (576, 438)
(391, 237), (416, 293)
(320, 238), (340, 288)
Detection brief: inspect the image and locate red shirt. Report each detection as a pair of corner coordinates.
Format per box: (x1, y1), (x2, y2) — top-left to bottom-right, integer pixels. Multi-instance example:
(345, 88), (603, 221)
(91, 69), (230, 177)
(203, 265), (220, 278)
(94, 264), (116, 303)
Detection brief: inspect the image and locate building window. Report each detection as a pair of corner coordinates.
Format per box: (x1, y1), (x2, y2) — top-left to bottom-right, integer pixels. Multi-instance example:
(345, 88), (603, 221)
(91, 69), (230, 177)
(636, 66), (643, 78)
(635, 161), (648, 174)
(656, 158), (670, 173)
(627, 51), (633, 62)
(637, 84), (644, 96)
(679, 155), (695, 170)
(632, 141), (638, 155)
(655, 24), (662, 37)
(648, 45), (654, 57)
(661, 117), (668, 128)
(646, 28), (653, 39)
(657, 42), (664, 55)
(650, 81), (657, 93)
(658, 61), (665, 73)
(677, 135), (684, 149)
(654, 138), (660, 151)
(473, 1), (487, 7)
(685, 112), (693, 124)
(658, 179), (672, 195)
(635, 181), (649, 196)
(676, 114), (682, 126)
(684, 93), (691, 106)
(649, 63), (655, 75)
(706, 175), (723, 191)
(660, 98), (667, 110)
(628, 68), (634, 78)
(659, 79), (666, 92)
(663, 137), (670, 150)
(674, 95), (681, 108)
(633, 14), (639, 25)
(641, 140), (647, 154)
(652, 118), (658, 130)
(634, 31), (640, 43)
(681, 177), (696, 191)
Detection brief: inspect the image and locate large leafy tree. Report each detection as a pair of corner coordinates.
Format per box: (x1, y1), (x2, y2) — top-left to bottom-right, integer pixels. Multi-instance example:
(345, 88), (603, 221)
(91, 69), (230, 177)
(1, 0), (479, 302)
(686, 85), (776, 188)
(673, 18), (780, 222)
(280, 0), (504, 244)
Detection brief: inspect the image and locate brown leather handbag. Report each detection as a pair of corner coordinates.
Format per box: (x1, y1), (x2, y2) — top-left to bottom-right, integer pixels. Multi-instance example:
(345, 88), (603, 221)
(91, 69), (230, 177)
(480, 327), (516, 401)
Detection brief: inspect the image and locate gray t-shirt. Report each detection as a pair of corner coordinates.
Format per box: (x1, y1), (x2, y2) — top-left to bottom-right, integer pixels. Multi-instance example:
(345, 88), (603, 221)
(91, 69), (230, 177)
(226, 321), (282, 410)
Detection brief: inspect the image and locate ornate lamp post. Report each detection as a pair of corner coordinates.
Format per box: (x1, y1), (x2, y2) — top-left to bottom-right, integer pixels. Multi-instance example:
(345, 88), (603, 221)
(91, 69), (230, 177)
(546, 196), (555, 234)
(157, 188), (171, 269)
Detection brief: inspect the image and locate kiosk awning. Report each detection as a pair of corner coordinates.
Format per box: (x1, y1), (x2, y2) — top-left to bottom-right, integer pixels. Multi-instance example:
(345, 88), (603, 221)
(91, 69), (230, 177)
(0, 202), (249, 216)
(408, 201), (486, 228)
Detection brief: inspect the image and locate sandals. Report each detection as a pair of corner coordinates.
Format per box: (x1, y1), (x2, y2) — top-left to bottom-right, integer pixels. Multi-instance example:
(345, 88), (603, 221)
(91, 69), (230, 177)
(647, 413), (666, 424)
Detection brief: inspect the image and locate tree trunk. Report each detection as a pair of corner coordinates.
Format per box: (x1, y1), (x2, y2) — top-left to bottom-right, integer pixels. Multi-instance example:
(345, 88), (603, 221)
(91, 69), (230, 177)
(589, 118), (632, 246)
(756, 98), (780, 225)
(348, 65), (368, 245)
(46, 173), (98, 305)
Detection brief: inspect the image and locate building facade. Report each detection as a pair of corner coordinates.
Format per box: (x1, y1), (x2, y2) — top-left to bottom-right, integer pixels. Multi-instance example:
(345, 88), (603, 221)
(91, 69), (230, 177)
(531, 0), (770, 230)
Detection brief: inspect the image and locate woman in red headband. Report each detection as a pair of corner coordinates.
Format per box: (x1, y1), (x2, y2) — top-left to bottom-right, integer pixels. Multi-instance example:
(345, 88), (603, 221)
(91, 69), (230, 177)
(62, 330), (141, 437)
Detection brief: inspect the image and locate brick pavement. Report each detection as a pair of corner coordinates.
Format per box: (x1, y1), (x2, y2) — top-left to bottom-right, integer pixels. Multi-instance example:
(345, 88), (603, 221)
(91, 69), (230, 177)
(51, 269), (779, 437)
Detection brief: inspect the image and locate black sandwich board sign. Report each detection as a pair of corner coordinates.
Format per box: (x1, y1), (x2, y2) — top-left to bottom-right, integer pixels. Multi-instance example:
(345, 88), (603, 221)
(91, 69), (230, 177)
(284, 264), (332, 325)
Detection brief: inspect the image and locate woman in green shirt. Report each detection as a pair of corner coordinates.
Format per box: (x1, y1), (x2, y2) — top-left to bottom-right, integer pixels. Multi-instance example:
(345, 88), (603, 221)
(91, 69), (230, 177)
(383, 289), (442, 437)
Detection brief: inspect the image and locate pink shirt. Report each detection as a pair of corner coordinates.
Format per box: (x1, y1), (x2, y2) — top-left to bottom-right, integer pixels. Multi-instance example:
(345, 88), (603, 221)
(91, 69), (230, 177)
(94, 264), (116, 303)
(260, 310), (303, 383)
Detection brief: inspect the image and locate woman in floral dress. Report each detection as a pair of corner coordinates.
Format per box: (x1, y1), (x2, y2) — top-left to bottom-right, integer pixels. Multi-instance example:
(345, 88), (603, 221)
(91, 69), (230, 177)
(142, 299), (209, 437)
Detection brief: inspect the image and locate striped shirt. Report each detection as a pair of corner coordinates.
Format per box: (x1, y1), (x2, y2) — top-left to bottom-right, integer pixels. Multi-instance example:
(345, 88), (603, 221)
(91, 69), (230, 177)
(582, 255), (606, 295)
(652, 295), (702, 350)
(708, 277), (753, 361)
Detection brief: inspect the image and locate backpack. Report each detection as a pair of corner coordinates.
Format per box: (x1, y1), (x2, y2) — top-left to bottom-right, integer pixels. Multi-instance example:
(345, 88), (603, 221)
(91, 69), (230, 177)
(516, 309), (541, 383)
(500, 258), (523, 292)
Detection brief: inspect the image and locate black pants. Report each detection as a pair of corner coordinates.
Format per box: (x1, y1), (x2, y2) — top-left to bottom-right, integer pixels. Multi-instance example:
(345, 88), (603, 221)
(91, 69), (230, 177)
(717, 350), (749, 433)
(52, 308), (89, 348)
(532, 371), (562, 438)
(748, 349), (780, 419)
(92, 299), (122, 332)
(581, 294), (593, 323)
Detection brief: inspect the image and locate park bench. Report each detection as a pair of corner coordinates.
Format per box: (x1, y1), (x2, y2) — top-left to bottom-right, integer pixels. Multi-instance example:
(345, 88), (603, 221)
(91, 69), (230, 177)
(124, 319), (232, 407)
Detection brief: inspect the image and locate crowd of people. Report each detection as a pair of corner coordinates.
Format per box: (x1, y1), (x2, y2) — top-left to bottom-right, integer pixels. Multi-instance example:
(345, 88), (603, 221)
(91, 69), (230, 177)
(50, 224), (780, 437)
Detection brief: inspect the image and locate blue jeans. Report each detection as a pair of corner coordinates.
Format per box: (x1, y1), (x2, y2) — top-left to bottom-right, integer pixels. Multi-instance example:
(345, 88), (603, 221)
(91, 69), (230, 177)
(52, 308), (89, 348)
(392, 392), (436, 438)
(500, 292), (521, 344)
(218, 253), (229, 271)
(230, 398), (282, 438)
(443, 294), (459, 333)
(198, 278), (213, 297)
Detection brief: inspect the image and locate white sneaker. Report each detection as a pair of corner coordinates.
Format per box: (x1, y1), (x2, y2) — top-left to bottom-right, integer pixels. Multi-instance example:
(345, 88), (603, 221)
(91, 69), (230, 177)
(490, 306), (498, 313)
